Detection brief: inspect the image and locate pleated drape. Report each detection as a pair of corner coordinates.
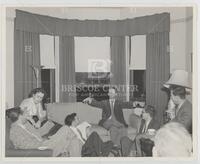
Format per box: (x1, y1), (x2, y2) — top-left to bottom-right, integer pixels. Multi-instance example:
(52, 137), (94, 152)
(59, 36), (76, 102)
(110, 36), (126, 101)
(14, 26), (40, 106)
(146, 31), (170, 126)
(15, 10), (170, 36)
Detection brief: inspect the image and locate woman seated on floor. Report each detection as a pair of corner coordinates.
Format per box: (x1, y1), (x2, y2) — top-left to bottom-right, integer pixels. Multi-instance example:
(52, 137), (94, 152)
(19, 88), (55, 136)
(9, 109), (70, 157)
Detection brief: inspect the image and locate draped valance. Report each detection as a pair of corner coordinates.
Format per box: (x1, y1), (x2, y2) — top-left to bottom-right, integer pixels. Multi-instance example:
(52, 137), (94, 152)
(15, 9), (170, 36)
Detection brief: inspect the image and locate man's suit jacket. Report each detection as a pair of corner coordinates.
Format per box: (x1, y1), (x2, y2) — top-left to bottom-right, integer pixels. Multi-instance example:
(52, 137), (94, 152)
(139, 119), (160, 133)
(172, 99), (192, 133)
(147, 119), (160, 130)
(90, 99), (134, 127)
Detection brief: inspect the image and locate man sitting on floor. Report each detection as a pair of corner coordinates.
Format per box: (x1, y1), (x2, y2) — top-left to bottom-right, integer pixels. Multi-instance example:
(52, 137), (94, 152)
(62, 113), (113, 157)
(121, 106), (160, 157)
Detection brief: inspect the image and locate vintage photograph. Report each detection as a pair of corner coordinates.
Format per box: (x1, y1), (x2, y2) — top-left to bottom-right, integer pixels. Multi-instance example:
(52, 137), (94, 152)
(4, 6), (195, 158)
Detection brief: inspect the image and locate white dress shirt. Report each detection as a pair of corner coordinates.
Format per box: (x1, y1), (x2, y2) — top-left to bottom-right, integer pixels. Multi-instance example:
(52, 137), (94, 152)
(70, 126), (85, 144)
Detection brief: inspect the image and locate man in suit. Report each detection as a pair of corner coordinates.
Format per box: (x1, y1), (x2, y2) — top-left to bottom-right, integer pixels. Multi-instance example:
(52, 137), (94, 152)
(121, 106), (160, 157)
(164, 70), (192, 133)
(169, 85), (192, 133)
(83, 87), (137, 147)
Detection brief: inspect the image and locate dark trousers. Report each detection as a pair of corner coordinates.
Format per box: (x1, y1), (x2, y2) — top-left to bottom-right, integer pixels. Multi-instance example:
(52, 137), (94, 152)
(82, 132), (113, 157)
(121, 133), (154, 157)
(121, 136), (136, 156)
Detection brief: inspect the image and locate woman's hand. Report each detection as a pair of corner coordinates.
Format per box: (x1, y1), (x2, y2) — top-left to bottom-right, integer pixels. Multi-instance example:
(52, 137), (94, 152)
(40, 110), (47, 118)
(34, 120), (41, 129)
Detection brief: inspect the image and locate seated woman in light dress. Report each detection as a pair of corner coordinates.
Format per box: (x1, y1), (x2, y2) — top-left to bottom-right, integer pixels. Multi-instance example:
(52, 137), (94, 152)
(9, 109), (77, 157)
(19, 88), (54, 135)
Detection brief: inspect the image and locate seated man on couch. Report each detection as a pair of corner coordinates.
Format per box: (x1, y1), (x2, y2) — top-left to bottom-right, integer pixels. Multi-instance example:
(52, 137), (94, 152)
(121, 106), (160, 156)
(83, 87), (138, 147)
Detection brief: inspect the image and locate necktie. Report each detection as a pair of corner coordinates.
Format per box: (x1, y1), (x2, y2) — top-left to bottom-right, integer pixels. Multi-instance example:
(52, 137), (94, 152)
(175, 104), (179, 116)
(143, 122), (147, 133)
(139, 119), (146, 133)
(110, 100), (115, 116)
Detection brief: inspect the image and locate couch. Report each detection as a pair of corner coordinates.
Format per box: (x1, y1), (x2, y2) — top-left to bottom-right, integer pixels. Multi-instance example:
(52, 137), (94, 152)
(46, 102), (142, 142)
(5, 102), (142, 157)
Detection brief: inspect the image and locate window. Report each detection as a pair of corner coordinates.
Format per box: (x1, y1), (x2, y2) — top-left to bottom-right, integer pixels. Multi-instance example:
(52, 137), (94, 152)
(75, 37), (111, 101)
(129, 35), (146, 101)
(40, 35), (57, 103)
(129, 70), (146, 101)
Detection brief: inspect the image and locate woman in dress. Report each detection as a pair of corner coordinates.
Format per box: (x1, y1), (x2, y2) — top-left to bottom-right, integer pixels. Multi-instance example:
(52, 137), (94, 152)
(19, 88), (54, 135)
(9, 109), (75, 157)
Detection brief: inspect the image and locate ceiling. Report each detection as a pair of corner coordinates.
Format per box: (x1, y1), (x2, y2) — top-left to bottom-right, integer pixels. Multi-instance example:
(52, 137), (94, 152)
(6, 7), (192, 20)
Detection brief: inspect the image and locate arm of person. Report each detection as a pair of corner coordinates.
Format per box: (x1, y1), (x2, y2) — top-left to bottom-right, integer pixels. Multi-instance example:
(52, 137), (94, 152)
(121, 101), (141, 111)
(174, 110), (192, 131)
(83, 97), (103, 109)
(20, 100), (37, 125)
(39, 109), (47, 119)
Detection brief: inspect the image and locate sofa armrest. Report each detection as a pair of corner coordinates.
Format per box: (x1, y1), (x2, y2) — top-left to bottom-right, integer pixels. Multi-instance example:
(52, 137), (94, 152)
(5, 148), (52, 157)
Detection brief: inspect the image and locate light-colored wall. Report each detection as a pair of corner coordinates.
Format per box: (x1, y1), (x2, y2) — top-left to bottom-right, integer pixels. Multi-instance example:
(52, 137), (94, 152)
(6, 18), (14, 108)
(5, 7), (193, 107)
(170, 17), (187, 72)
(185, 7), (193, 73)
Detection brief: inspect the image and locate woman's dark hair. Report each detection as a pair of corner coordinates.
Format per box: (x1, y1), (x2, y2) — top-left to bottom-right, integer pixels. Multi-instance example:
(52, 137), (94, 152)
(170, 85), (186, 99)
(28, 88), (47, 98)
(65, 113), (77, 126)
(8, 109), (23, 123)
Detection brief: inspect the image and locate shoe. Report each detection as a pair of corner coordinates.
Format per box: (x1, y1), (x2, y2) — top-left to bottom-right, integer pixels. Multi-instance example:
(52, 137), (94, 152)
(111, 145), (121, 157)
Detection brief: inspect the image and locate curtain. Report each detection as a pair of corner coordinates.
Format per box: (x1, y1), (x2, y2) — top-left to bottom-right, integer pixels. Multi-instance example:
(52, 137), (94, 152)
(14, 28), (40, 106)
(129, 70), (134, 101)
(146, 31), (170, 126)
(15, 10), (170, 36)
(110, 36), (126, 101)
(50, 69), (55, 103)
(59, 36), (76, 102)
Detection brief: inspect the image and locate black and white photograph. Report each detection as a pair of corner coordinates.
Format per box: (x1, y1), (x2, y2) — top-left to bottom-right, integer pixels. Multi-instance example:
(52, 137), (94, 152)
(2, 3), (198, 161)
